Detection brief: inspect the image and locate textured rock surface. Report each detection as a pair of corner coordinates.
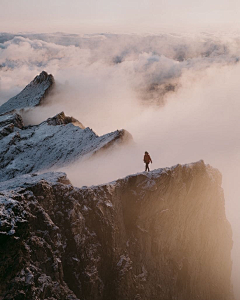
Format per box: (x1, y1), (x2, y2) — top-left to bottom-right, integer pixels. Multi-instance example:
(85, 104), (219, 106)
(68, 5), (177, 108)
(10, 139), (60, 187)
(0, 161), (233, 300)
(0, 113), (24, 130)
(46, 111), (85, 128)
(0, 111), (132, 182)
(0, 71), (54, 115)
(0, 113), (24, 140)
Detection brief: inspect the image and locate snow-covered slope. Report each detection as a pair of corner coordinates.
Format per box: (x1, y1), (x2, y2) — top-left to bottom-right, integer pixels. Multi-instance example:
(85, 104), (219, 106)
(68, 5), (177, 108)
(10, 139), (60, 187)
(0, 111), (132, 182)
(0, 161), (233, 300)
(0, 71), (54, 114)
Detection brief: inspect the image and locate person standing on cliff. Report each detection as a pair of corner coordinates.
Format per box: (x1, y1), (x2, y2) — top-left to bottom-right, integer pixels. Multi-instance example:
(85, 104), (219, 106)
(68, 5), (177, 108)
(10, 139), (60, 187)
(144, 151), (152, 172)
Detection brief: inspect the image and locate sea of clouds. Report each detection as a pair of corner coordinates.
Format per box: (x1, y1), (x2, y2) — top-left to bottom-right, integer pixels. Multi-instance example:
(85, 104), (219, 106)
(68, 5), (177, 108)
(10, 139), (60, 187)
(0, 32), (240, 298)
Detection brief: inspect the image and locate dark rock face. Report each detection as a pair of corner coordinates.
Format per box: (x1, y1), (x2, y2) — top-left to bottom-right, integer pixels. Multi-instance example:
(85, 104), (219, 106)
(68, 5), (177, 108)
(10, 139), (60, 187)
(33, 71), (52, 85)
(0, 71), (54, 115)
(0, 161), (233, 300)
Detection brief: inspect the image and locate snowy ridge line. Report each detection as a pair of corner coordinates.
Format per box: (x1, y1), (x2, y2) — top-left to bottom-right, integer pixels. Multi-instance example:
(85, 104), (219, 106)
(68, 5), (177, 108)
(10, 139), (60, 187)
(0, 71), (54, 115)
(0, 111), (132, 182)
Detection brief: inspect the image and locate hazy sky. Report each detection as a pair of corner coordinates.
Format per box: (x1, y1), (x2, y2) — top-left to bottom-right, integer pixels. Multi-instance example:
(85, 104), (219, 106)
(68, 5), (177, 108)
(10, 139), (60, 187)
(1, 0), (240, 33)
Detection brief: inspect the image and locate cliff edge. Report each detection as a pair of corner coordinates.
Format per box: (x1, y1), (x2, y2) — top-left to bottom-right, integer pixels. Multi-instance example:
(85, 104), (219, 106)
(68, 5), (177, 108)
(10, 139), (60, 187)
(0, 161), (233, 300)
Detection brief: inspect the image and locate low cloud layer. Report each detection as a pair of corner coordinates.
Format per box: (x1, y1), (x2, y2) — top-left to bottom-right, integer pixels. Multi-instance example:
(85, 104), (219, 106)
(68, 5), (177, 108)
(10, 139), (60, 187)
(0, 32), (240, 298)
(1, 32), (240, 112)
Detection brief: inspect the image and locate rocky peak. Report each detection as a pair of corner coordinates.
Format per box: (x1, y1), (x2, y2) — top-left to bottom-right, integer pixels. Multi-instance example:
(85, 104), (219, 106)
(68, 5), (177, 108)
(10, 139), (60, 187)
(33, 71), (54, 85)
(46, 111), (85, 128)
(0, 71), (54, 115)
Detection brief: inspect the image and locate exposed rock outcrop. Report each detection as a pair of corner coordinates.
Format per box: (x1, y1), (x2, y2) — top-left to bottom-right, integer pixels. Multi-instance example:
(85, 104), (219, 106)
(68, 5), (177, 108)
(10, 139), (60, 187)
(0, 161), (233, 300)
(0, 113), (24, 129)
(0, 71), (54, 115)
(46, 111), (85, 128)
(0, 113), (24, 140)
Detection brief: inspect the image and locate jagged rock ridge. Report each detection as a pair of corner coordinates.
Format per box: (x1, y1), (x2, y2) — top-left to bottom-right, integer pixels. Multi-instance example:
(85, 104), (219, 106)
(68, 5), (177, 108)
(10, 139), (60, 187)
(0, 111), (132, 182)
(0, 161), (233, 300)
(0, 71), (54, 115)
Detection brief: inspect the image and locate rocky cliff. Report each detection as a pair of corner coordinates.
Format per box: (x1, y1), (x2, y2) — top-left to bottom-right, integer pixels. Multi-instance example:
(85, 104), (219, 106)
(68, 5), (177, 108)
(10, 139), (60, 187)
(0, 161), (233, 300)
